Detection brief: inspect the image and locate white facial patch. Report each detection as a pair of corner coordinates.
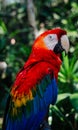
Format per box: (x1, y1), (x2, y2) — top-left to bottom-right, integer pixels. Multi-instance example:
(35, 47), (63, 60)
(43, 34), (58, 50)
(61, 35), (70, 53)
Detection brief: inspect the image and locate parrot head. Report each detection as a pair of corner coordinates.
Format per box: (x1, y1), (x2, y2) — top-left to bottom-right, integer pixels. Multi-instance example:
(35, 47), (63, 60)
(33, 28), (70, 54)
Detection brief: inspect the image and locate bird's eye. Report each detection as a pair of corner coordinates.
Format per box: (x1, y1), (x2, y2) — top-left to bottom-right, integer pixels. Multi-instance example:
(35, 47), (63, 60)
(49, 35), (53, 41)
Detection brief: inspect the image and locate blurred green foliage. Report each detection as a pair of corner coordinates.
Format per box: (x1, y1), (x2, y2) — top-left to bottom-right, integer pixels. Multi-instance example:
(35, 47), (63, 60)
(49, 93), (78, 130)
(0, 0), (78, 130)
(58, 53), (78, 93)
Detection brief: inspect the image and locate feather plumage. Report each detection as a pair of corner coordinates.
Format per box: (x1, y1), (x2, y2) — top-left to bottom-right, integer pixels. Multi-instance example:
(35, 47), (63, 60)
(2, 28), (68, 130)
(3, 77), (58, 130)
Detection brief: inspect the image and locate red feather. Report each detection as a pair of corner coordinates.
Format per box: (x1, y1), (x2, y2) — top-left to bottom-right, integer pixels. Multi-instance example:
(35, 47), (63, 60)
(11, 48), (62, 99)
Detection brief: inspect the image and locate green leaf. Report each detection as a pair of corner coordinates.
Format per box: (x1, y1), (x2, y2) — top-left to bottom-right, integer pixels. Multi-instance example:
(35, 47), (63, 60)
(63, 55), (69, 72)
(59, 65), (66, 74)
(58, 72), (66, 79)
(57, 93), (71, 103)
(0, 19), (7, 34)
(72, 60), (78, 73)
(70, 93), (78, 112)
(58, 77), (66, 83)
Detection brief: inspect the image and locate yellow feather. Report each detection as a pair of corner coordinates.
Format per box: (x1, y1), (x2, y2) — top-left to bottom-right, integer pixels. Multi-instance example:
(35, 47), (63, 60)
(21, 96), (26, 105)
(29, 90), (33, 100)
(13, 89), (33, 107)
(14, 99), (22, 107)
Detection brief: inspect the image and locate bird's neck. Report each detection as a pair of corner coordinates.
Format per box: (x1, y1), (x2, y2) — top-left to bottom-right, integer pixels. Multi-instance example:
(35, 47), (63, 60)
(24, 48), (62, 72)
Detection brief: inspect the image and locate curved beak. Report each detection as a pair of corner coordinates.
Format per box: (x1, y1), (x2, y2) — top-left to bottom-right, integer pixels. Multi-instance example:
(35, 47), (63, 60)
(61, 35), (70, 54)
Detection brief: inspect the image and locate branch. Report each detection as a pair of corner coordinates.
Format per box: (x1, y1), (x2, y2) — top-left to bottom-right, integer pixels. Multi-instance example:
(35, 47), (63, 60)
(26, 0), (38, 39)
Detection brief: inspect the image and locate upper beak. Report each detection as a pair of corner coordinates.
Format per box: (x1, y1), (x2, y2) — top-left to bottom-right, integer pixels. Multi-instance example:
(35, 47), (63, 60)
(61, 35), (70, 54)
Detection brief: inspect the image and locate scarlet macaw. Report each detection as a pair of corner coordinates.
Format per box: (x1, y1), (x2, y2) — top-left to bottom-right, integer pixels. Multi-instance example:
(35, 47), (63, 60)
(2, 28), (70, 130)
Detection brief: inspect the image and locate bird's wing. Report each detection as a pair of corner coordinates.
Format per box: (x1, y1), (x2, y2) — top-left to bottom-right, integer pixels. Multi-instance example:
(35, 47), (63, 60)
(10, 75), (58, 119)
(3, 61), (58, 130)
